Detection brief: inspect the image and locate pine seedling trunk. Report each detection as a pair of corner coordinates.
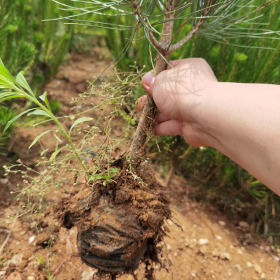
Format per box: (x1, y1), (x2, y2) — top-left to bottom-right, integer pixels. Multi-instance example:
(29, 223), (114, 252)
(128, 0), (175, 157)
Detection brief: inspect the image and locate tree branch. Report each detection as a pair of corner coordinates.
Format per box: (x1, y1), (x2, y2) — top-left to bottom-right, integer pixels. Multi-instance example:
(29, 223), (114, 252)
(148, 30), (163, 52)
(169, 18), (205, 53)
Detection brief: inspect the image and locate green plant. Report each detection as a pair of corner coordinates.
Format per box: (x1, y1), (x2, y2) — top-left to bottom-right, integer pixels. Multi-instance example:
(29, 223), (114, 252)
(2, 65), (143, 214)
(0, 59), (88, 174)
(49, 99), (61, 115)
(89, 167), (119, 185)
(34, 254), (56, 280)
(0, 106), (16, 156)
(0, 0), (73, 81)
(0, 259), (8, 267)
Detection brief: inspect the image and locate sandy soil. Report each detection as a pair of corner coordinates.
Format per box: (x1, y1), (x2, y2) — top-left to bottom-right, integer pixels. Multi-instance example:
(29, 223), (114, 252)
(1, 51), (280, 280)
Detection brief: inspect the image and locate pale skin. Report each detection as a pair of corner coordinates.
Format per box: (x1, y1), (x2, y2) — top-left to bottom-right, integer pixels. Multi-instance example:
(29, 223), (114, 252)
(137, 58), (280, 196)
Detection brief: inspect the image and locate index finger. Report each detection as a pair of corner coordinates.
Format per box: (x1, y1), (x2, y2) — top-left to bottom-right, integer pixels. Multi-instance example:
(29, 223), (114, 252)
(166, 59), (188, 70)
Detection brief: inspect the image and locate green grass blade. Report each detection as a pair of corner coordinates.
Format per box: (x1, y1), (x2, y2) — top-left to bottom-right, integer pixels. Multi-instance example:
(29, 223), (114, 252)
(29, 129), (58, 149)
(69, 117), (93, 135)
(39, 92), (51, 110)
(16, 71), (33, 95)
(0, 94), (26, 103)
(0, 65), (16, 83)
(50, 145), (67, 162)
(4, 108), (35, 132)
(27, 109), (52, 118)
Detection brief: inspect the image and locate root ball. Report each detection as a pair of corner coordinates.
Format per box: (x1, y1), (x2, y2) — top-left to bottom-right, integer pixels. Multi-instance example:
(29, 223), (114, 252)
(55, 160), (171, 277)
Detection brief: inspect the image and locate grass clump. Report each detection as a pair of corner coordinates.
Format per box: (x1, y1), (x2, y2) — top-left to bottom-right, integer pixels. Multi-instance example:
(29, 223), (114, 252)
(0, 106), (16, 156)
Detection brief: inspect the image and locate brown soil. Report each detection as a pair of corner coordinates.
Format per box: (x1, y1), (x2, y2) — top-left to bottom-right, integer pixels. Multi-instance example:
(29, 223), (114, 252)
(1, 50), (280, 280)
(55, 158), (170, 278)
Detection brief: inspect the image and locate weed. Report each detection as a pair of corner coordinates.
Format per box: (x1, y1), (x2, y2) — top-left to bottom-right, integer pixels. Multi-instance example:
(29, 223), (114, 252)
(34, 254), (56, 280)
(49, 99), (61, 115)
(2, 63), (145, 215)
(89, 168), (119, 185)
(0, 106), (16, 156)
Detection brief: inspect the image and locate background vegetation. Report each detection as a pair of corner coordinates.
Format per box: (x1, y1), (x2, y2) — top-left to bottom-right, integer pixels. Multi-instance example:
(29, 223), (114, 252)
(1, 0), (280, 240)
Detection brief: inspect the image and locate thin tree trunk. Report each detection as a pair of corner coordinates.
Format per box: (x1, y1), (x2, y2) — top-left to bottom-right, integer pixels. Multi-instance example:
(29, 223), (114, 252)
(128, 0), (175, 157)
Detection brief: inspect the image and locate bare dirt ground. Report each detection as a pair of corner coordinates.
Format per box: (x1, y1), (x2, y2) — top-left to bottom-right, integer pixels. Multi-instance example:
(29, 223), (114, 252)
(1, 51), (280, 280)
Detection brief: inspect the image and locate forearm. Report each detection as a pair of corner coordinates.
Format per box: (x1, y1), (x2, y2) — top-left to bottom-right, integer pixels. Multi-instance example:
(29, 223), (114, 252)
(200, 82), (280, 194)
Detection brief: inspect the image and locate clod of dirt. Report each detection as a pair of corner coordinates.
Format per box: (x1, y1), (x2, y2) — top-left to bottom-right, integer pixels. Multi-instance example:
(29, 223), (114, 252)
(54, 158), (171, 279)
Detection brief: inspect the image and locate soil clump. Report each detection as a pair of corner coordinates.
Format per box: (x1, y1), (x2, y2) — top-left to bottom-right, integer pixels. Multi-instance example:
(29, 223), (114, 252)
(55, 157), (171, 279)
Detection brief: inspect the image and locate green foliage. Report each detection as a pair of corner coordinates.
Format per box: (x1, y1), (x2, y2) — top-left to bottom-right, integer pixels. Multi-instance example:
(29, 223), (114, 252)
(89, 168), (119, 185)
(0, 0), (73, 85)
(101, 0), (280, 85)
(0, 61), (88, 174)
(2, 66), (143, 215)
(0, 106), (16, 156)
(49, 99), (61, 115)
(53, 0), (279, 79)
(34, 254), (56, 280)
(0, 0), (77, 150)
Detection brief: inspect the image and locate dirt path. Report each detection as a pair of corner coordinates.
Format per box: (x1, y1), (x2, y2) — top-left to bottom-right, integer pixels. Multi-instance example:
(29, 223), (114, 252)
(1, 51), (280, 280)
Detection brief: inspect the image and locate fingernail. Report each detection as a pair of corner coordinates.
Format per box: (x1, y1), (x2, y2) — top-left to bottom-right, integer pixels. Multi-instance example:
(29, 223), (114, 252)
(142, 71), (155, 88)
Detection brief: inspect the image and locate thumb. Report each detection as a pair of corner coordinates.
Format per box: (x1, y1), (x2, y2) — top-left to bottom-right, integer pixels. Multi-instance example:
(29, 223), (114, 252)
(141, 71), (155, 96)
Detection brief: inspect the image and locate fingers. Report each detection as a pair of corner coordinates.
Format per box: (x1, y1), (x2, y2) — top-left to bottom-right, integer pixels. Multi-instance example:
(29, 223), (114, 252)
(141, 61), (181, 94)
(156, 113), (170, 123)
(141, 59), (187, 96)
(141, 71), (155, 96)
(136, 95), (147, 111)
(136, 99), (181, 136)
(154, 120), (183, 136)
(136, 100), (170, 124)
(166, 59), (187, 69)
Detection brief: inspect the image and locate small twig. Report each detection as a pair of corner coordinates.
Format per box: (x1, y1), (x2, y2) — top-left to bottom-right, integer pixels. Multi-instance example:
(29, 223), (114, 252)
(50, 257), (70, 278)
(92, 131), (110, 161)
(170, 218), (184, 231)
(8, 134), (19, 152)
(133, 0), (164, 52)
(274, 264), (279, 279)
(136, 24), (145, 39)
(172, 17), (192, 40)
(169, 19), (205, 53)
(148, 30), (164, 52)
(0, 214), (18, 254)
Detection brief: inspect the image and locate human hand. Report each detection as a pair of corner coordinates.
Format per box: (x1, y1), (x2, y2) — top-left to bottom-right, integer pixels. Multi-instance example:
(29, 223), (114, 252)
(137, 58), (218, 147)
